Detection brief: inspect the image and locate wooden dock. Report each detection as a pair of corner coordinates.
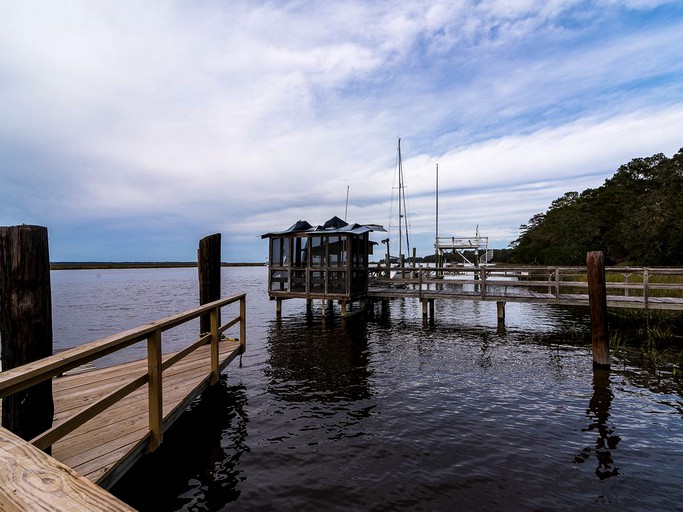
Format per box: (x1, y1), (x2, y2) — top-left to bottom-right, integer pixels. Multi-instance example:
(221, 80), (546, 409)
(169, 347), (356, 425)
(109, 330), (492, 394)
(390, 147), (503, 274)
(0, 294), (246, 510)
(367, 265), (683, 314)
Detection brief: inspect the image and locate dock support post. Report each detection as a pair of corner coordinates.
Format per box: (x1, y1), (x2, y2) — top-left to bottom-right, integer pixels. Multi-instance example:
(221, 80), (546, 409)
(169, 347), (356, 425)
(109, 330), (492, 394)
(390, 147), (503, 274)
(429, 299), (435, 319)
(0, 225), (54, 449)
(422, 299), (428, 320)
(198, 233), (221, 335)
(276, 298), (282, 317)
(341, 300), (347, 318)
(587, 251), (610, 368)
(496, 301), (506, 325)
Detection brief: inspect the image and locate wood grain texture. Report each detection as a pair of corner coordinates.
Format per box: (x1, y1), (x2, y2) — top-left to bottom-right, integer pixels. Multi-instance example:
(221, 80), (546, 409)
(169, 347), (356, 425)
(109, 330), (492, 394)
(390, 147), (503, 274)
(0, 426), (135, 511)
(0, 225), (54, 441)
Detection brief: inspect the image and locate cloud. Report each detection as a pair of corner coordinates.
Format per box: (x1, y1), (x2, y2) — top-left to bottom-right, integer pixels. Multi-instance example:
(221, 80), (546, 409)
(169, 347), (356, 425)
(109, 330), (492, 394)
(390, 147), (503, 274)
(1, 1), (682, 260)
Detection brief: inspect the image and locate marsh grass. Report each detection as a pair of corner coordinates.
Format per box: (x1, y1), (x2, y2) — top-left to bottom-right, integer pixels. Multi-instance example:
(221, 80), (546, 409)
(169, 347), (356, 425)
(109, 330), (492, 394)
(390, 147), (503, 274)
(609, 309), (683, 380)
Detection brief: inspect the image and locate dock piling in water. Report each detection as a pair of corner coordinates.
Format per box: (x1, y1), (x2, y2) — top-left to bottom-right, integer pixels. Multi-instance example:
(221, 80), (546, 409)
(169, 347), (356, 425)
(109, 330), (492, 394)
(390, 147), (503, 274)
(587, 251), (610, 368)
(198, 233), (222, 334)
(0, 225), (54, 449)
(496, 301), (506, 325)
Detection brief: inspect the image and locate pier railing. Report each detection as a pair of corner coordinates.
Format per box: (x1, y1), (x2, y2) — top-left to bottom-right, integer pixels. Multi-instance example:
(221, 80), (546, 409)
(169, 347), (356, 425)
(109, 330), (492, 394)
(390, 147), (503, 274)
(0, 293), (246, 452)
(368, 265), (683, 310)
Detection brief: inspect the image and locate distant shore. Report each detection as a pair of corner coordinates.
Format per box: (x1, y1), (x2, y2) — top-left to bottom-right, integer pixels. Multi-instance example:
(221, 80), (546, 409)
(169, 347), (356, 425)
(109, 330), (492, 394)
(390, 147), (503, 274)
(50, 262), (265, 270)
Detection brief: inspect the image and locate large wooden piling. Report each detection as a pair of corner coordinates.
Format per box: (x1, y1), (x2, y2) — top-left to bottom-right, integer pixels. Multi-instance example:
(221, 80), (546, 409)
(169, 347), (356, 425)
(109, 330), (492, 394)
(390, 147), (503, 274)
(0, 225), (54, 446)
(587, 251), (610, 368)
(198, 233), (221, 334)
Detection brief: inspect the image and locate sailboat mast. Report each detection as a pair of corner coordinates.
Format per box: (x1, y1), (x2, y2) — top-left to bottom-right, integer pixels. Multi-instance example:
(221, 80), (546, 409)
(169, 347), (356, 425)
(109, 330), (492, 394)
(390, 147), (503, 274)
(399, 141), (411, 259)
(392, 137), (411, 262)
(435, 162), (439, 262)
(398, 138), (403, 259)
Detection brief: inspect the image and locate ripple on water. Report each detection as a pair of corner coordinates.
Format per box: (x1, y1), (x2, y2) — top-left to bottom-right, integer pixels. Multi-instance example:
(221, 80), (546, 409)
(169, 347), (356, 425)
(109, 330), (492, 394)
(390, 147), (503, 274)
(52, 268), (683, 511)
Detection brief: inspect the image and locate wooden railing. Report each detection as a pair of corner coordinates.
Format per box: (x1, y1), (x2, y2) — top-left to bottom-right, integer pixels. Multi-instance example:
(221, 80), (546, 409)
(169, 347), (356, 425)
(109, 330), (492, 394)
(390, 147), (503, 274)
(368, 265), (683, 310)
(0, 293), (246, 452)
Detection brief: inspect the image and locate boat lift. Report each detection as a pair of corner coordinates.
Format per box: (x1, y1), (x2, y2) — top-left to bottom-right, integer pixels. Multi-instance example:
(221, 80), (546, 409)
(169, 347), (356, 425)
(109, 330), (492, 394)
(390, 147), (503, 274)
(435, 227), (491, 265)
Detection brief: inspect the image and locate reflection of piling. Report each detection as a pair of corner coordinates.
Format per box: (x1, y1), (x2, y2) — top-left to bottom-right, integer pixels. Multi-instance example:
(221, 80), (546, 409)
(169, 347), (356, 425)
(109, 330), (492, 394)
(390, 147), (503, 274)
(587, 251), (610, 368)
(0, 225), (54, 451)
(577, 368), (620, 479)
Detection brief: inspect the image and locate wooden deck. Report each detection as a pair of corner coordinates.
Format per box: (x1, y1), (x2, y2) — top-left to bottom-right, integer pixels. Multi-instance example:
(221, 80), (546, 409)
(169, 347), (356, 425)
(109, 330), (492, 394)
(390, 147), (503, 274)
(0, 294), (246, 510)
(54, 339), (241, 487)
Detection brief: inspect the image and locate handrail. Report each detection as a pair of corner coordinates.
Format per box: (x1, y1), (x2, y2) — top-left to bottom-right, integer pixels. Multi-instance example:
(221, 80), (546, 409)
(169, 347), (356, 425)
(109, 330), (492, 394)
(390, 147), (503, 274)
(0, 293), (247, 452)
(368, 264), (683, 309)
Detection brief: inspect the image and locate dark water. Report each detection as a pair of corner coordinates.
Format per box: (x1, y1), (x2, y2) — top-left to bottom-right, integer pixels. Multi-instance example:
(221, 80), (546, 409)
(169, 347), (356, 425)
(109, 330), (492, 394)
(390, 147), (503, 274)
(49, 268), (683, 511)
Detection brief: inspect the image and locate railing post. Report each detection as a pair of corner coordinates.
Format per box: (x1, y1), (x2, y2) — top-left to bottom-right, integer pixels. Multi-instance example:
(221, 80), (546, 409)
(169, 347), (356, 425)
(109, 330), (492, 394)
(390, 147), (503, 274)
(643, 269), (649, 309)
(555, 268), (560, 299)
(240, 295), (247, 354)
(210, 306), (220, 385)
(147, 328), (163, 451)
(623, 273), (630, 297)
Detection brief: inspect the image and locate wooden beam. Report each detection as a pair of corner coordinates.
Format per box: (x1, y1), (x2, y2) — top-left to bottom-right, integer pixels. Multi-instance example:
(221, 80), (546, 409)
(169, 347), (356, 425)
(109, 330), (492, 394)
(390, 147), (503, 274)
(147, 328), (163, 451)
(0, 426), (136, 511)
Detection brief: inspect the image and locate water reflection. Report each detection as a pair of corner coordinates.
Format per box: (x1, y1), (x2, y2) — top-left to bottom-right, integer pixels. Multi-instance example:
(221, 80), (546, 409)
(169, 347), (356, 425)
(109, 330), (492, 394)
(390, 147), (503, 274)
(110, 377), (249, 511)
(265, 315), (372, 403)
(575, 368), (621, 479)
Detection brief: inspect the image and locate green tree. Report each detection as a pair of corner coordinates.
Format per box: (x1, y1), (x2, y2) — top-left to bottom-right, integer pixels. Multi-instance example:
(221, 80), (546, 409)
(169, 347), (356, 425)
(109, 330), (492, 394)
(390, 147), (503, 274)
(509, 148), (683, 265)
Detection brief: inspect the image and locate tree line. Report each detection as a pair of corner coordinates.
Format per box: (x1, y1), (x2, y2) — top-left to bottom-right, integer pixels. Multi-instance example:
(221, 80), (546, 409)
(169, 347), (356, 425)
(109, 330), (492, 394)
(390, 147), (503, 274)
(506, 148), (683, 266)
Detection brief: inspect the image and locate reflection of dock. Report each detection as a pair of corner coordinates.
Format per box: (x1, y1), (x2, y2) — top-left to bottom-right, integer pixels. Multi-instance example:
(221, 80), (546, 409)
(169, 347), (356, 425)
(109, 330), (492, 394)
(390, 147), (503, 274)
(0, 296), (246, 510)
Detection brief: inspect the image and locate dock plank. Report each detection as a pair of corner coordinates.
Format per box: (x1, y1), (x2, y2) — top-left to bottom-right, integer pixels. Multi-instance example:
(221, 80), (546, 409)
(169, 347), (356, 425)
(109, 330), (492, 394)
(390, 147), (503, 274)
(0, 426), (136, 511)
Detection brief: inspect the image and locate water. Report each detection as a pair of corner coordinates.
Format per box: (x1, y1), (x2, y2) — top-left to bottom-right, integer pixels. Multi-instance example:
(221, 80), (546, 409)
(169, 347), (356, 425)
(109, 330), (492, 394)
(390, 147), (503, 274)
(48, 267), (683, 511)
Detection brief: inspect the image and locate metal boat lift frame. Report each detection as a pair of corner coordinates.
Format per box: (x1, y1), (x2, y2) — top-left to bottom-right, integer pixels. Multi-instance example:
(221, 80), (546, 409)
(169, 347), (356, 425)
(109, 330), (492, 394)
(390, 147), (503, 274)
(435, 231), (490, 265)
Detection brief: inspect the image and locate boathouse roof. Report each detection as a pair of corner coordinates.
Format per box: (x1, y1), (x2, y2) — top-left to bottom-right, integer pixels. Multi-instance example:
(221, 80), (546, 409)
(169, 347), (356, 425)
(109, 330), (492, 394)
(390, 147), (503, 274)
(261, 216), (385, 238)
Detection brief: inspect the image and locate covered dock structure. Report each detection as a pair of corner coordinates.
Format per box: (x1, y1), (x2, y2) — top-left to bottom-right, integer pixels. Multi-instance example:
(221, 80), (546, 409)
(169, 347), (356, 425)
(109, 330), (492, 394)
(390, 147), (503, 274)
(262, 217), (385, 316)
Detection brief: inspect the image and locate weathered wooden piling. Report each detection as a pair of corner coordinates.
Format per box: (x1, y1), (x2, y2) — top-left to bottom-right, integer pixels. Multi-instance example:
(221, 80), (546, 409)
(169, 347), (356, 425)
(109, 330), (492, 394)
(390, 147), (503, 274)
(0, 225), (54, 447)
(496, 301), (505, 324)
(198, 233), (221, 334)
(587, 251), (610, 368)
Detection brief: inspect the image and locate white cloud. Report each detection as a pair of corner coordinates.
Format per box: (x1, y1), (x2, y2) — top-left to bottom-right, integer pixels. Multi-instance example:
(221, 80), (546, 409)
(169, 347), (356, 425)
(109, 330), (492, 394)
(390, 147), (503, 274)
(1, 1), (682, 260)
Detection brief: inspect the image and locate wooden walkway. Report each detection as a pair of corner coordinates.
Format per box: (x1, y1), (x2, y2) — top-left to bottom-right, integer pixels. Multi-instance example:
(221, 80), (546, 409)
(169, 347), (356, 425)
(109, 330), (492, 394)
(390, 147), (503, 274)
(53, 339), (241, 486)
(0, 294), (246, 510)
(367, 265), (683, 312)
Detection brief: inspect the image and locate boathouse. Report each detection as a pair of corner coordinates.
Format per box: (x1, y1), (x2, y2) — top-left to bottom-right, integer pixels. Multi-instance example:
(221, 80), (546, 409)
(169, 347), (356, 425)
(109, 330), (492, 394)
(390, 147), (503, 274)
(262, 217), (384, 312)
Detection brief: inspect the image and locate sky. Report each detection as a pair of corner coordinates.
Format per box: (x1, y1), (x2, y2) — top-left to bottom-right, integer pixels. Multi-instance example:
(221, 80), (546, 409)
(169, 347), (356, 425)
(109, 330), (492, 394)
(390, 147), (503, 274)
(1, 0), (682, 263)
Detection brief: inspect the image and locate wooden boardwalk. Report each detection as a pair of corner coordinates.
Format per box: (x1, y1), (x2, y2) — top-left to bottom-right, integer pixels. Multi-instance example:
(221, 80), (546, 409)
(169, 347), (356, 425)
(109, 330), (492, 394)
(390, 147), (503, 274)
(0, 294), (246, 510)
(367, 265), (683, 312)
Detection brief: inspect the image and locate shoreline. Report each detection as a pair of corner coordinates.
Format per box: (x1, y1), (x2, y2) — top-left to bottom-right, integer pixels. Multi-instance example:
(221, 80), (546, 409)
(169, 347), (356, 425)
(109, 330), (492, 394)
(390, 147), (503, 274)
(50, 262), (265, 270)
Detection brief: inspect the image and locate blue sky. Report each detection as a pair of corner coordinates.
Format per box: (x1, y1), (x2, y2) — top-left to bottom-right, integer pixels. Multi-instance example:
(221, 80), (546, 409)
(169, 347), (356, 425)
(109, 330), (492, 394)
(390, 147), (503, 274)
(1, 0), (682, 262)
